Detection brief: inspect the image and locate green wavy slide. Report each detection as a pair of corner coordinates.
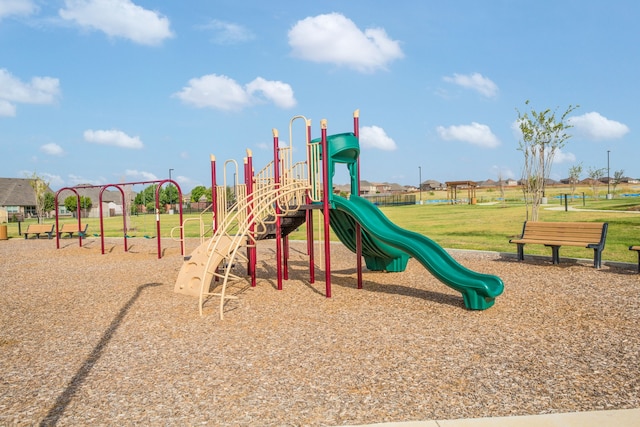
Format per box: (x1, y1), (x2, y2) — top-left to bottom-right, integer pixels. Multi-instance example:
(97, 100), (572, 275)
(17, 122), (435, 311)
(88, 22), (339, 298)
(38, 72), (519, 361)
(329, 194), (504, 310)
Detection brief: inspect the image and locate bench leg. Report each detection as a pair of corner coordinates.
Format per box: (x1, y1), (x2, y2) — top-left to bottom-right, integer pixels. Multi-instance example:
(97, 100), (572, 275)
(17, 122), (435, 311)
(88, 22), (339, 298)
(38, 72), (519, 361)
(593, 249), (602, 269)
(516, 244), (524, 261)
(637, 251), (640, 274)
(550, 246), (560, 264)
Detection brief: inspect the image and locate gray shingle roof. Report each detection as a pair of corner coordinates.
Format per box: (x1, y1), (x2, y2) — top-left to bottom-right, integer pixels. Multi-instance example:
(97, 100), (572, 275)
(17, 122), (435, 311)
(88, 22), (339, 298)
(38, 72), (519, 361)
(0, 178), (52, 207)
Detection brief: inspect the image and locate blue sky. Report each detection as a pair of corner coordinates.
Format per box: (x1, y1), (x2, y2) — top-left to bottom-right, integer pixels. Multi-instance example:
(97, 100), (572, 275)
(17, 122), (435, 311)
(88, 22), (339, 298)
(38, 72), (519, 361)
(1, 0), (638, 193)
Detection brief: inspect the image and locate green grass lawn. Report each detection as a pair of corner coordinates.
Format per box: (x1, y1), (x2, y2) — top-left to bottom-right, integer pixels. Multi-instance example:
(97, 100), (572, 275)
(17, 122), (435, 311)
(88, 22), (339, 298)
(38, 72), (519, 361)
(5, 189), (640, 264)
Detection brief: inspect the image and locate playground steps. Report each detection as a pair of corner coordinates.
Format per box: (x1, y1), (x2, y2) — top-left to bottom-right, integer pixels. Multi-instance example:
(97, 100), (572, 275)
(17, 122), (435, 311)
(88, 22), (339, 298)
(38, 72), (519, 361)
(174, 235), (234, 297)
(255, 209), (306, 240)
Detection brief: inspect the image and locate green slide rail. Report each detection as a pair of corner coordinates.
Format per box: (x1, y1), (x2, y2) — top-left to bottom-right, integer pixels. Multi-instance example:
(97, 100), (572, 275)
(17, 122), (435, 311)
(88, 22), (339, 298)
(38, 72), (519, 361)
(331, 194), (504, 310)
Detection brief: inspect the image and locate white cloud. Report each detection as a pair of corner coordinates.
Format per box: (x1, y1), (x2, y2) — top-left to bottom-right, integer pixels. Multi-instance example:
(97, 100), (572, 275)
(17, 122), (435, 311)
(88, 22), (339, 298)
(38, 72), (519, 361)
(84, 129), (143, 149)
(125, 169), (157, 181)
(173, 74), (296, 111)
(359, 125), (397, 151)
(203, 19), (254, 44)
(40, 143), (64, 156)
(0, 68), (61, 116)
(0, 0), (37, 20)
(41, 172), (64, 188)
(436, 122), (500, 148)
(288, 13), (404, 73)
(67, 174), (104, 186)
(174, 175), (194, 188)
(246, 77), (296, 109)
(568, 112), (629, 140)
(443, 73), (498, 98)
(0, 99), (16, 116)
(20, 170), (64, 187)
(490, 165), (516, 180)
(59, 0), (173, 46)
(554, 148), (576, 164)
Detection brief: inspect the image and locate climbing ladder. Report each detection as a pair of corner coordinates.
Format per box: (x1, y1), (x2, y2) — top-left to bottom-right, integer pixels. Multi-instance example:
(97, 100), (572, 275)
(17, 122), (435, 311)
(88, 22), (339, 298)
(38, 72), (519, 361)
(175, 115), (321, 319)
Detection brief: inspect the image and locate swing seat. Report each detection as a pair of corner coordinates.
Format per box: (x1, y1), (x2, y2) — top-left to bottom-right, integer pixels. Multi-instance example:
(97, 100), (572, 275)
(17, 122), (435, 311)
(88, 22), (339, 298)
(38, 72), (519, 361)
(144, 235), (156, 239)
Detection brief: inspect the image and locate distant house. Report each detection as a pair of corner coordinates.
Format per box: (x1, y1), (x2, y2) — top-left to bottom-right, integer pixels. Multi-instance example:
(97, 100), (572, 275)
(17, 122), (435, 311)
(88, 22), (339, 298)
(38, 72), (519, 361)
(358, 180), (378, 195)
(384, 182), (408, 193)
(518, 178), (558, 186)
(481, 179), (518, 187)
(421, 180), (444, 191)
(0, 177), (54, 219)
(477, 179), (497, 188)
(332, 181), (407, 195)
(56, 185), (135, 218)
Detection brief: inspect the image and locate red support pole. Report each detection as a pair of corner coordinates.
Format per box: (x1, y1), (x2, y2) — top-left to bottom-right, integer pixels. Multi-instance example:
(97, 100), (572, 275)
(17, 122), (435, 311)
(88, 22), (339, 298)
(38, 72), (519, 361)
(321, 119), (331, 297)
(76, 195), (83, 248)
(273, 129), (283, 290)
(306, 119), (315, 284)
(99, 185), (127, 254)
(54, 187), (81, 250)
(99, 191), (106, 254)
(354, 109), (363, 289)
(283, 236), (289, 280)
(54, 193), (61, 249)
(155, 183), (163, 259)
(175, 182), (184, 257)
(153, 179), (184, 258)
(245, 152), (257, 287)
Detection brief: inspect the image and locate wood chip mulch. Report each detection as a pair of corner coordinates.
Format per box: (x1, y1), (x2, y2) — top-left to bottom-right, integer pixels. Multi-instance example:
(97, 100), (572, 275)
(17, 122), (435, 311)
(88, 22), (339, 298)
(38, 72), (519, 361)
(1, 237), (638, 426)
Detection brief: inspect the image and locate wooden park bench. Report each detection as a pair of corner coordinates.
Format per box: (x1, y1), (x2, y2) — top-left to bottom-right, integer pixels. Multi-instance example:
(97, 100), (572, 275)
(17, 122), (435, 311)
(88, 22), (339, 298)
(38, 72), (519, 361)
(24, 223), (55, 239)
(57, 223), (89, 238)
(629, 245), (640, 273)
(509, 221), (608, 268)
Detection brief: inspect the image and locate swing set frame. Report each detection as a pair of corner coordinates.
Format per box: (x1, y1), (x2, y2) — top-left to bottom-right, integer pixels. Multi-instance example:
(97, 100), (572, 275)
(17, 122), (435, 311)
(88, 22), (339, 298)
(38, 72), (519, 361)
(54, 179), (184, 259)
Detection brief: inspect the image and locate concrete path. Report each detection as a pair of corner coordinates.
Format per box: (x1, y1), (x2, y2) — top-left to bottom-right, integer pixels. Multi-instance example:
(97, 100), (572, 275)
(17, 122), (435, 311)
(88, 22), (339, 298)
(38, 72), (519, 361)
(348, 408), (640, 426)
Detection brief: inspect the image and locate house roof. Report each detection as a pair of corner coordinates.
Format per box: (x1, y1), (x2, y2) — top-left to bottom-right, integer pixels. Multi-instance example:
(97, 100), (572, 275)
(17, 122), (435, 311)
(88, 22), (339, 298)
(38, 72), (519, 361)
(0, 178), (53, 206)
(56, 184), (140, 205)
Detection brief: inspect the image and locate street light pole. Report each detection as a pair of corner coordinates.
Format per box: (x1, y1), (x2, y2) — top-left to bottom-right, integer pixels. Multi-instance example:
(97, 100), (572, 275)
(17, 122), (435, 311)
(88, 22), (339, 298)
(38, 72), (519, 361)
(418, 166), (422, 205)
(607, 150), (610, 197)
(169, 168), (174, 212)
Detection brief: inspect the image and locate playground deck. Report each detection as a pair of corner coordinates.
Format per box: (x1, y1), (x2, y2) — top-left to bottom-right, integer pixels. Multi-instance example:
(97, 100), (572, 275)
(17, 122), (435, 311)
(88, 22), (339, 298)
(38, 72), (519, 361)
(1, 237), (638, 426)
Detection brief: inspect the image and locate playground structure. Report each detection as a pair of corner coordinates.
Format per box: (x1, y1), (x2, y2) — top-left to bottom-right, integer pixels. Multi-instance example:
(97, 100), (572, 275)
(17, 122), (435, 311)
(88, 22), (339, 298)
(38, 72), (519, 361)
(54, 180), (184, 259)
(174, 110), (504, 319)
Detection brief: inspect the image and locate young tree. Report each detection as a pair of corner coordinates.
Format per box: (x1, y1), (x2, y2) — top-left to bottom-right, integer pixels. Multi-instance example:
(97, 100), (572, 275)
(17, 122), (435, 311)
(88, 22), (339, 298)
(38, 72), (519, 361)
(64, 196), (93, 217)
(226, 186), (236, 206)
(135, 185), (158, 212)
(190, 185), (208, 202)
(568, 163), (583, 201)
(497, 170), (506, 207)
(612, 169), (624, 193)
(587, 167), (605, 200)
(516, 100), (578, 221)
(161, 184), (179, 211)
(28, 172), (50, 223)
(43, 192), (56, 217)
